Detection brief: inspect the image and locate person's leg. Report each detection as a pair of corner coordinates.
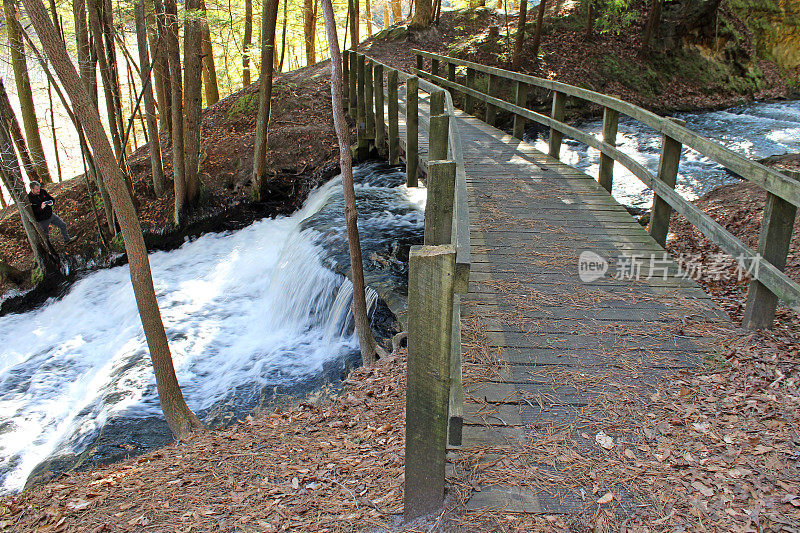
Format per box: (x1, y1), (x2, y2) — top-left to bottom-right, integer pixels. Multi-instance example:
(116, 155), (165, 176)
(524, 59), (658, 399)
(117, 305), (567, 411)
(50, 214), (71, 242)
(38, 219), (51, 241)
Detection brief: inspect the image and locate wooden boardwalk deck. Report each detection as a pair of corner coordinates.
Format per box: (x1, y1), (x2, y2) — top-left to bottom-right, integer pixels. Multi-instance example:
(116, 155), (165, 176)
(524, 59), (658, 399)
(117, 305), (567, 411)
(398, 97), (730, 516)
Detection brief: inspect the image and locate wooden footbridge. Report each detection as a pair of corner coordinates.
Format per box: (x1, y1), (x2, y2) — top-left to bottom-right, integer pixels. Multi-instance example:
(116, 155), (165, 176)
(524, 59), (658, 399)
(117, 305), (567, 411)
(341, 50), (800, 521)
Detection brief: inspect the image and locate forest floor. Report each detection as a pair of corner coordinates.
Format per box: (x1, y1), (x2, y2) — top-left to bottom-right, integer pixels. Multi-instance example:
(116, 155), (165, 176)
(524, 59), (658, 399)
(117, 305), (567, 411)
(1, 3), (799, 532)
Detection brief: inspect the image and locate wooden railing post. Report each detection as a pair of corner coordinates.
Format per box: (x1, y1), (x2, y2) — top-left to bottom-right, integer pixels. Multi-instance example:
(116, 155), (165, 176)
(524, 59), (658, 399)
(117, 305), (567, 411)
(365, 59), (375, 143)
(743, 170), (799, 330)
(465, 68), (475, 115)
(416, 54), (423, 72)
(406, 76), (419, 187)
(404, 243), (456, 521)
(355, 54), (369, 159)
(649, 120), (684, 247)
(548, 90), (566, 158)
(388, 69), (400, 165)
(447, 62), (456, 86)
(424, 160), (456, 245)
(512, 80), (528, 140)
(449, 293), (463, 447)
(431, 57), (439, 78)
(428, 114), (450, 161)
(348, 51), (357, 117)
(430, 90), (445, 116)
(485, 73), (499, 126)
(598, 107), (619, 193)
(374, 63), (385, 152)
(343, 50), (350, 112)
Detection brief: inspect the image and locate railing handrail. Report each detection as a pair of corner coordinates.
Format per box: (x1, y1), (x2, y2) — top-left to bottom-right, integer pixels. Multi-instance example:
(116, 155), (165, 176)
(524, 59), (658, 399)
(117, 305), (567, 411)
(367, 55), (471, 290)
(411, 49), (800, 314)
(413, 49), (800, 209)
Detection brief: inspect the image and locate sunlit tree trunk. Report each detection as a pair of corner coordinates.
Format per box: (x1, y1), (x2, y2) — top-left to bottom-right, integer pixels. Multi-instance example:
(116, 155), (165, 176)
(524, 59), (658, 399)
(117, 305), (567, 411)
(22, 0), (204, 439)
(390, 0), (401, 22)
(3, 0), (52, 184)
(410, 0), (432, 27)
(640, 0), (662, 57)
(530, 0), (547, 61)
(73, 0), (97, 106)
(512, 0), (528, 68)
(320, 0), (380, 364)
(383, 0), (390, 27)
(349, 0), (359, 49)
(251, 0), (280, 197)
(201, 0), (220, 105)
(184, 0), (204, 205)
(100, 0), (127, 155)
(303, 0), (317, 65)
(152, 0), (172, 137)
(278, 0), (288, 71)
(243, 0), (253, 86)
(365, 0), (373, 35)
(87, 0), (124, 159)
(135, 0), (167, 197)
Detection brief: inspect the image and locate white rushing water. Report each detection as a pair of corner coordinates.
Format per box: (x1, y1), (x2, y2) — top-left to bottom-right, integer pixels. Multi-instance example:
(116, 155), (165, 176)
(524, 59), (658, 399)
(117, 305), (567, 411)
(528, 99), (800, 207)
(0, 163), (423, 493)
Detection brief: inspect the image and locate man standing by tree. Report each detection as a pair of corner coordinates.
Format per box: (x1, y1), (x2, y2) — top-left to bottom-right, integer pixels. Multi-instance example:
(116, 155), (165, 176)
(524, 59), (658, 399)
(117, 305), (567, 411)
(28, 181), (76, 244)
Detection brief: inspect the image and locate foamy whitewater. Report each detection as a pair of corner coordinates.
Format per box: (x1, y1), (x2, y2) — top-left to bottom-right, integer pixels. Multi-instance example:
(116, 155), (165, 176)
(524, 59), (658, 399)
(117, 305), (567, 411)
(528, 99), (800, 207)
(0, 162), (424, 493)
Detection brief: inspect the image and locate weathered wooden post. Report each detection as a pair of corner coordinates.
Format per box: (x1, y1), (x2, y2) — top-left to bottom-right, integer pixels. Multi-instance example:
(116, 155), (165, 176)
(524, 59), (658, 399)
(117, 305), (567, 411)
(388, 69), (400, 165)
(512, 80), (528, 140)
(404, 243), (456, 521)
(365, 59), (375, 143)
(430, 90), (445, 116)
(424, 160), (456, 245)
(374, 63), (385, 152)
(348, 51), (357, 117)
(649, 119), (685, 247)
(598, 107), (619, 193)
(447, 62), (456, 86)
(428, 114), (449, 162)
(465, 68), (475, 115)
(742, 170), (799, 329)
(548, 90), (566, 158)
(416, 54), (423, 72)
(343, 51), (350, 112)
(431, 57), (439, 78)
(449, 293), (463, 447)
(356, 54), (369, 159)
(407, 76), (419, 187)
(485, 73), (500, 126)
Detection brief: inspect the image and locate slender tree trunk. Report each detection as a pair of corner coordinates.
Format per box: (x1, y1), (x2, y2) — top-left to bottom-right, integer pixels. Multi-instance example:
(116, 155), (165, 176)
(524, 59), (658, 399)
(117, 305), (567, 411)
(164, 0), (188, 224)
(365, 0), (373, 35)
(410, 0), (432, 27)
(22, 0), (204, 439)
(512, 0), (528, 68)
(349, 0), (359, 49)
(0, 79), (44, 186)
(87, 0), (124, 159)
(99, 0), (127, 155)
(383, 0), (390, 27)
(303, 0), (316, 65)
(278, 0), (288, 71)
(251, 0), (280, 197)
(584, 0), (594, 40)
(201, 0), (220, 105)
(46, 79), (63, 181)
(184, 0), (204, 205)
(390, 0), (401, 22)
(320, 0), (379, 364)
(135, 0), (167, 197)
(530, 0), (546, 61)
(73, 0), (97, 106)
(3, 0), (52, 184)
(243, 0), (253, 86)
(640, 0), (661, 57)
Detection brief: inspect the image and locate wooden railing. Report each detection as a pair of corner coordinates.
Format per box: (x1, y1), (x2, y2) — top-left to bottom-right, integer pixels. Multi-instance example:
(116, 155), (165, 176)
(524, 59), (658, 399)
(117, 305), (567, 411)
(341, 50), (470, 519)
(412, 49), (800, 330)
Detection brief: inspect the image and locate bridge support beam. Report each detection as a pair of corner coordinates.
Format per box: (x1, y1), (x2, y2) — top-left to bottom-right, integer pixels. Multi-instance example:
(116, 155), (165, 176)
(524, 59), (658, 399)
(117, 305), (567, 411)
(743, 170), (799, 330)
(406, 76), (419, 187)
(513, 81), (528, 140)
(405, 244), (456, 521)
(548, 91), (566, 158)
(356, 54), (369, 159)
(598, 107), (619, 193)
(364, 59), (375, 143)
(388, 69), (400, 165)
(649, 123), (684, 247)
(348, 51), (357, 118)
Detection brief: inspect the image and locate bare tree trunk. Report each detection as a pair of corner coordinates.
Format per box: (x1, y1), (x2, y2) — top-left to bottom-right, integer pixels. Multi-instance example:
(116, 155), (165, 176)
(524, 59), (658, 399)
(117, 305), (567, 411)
(243, 0), (253, 86)
(584, 0), (594, 40)
(151, 0), (171, 135)
(46, 78), (63, 181)
(383, 0), (390, 27)
(278, 0), (288, 71)
(530, 0), (547, 61)
(320, 0), (380, 364)
(184, 0), (204, 205)
(640, 0), (661, 57)
(100, 0), (127, 155)
(365, 0), (373, 35)
(201, 0), (220, 105)
(73, 0), (98, 106)
(390, 0), (401, 22)
(511, 0), (528, 68)
(0, 79), (45, 186)
(303, 0), (317, 65)
(163, 0), (188, 224)
(22, 0), (204, 439)
(410, 0), (432, 27)
(349, 0), (359, 49)
(3, 0), (52, 184)
(135, 0), (167, 197)
(251, 0), (280, 198)
(87, 0), (124, 159)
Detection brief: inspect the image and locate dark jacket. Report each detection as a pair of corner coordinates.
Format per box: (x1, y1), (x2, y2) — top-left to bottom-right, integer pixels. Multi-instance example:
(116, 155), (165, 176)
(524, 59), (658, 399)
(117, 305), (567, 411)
(28, 189), (54, 221)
